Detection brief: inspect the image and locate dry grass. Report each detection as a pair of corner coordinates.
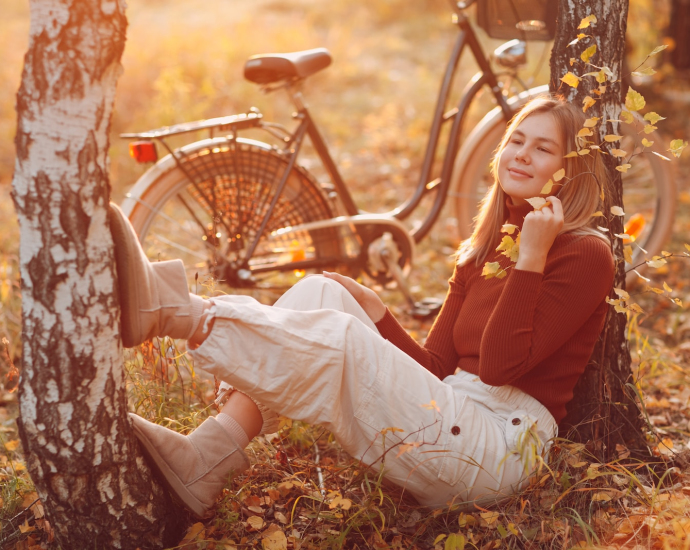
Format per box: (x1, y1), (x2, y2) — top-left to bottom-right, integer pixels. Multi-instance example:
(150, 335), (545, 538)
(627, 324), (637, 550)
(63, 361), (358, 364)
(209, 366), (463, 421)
(1, 0), (690, 549)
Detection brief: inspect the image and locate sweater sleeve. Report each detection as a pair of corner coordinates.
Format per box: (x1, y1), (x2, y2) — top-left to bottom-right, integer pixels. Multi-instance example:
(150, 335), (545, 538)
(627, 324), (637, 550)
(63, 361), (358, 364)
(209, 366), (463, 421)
(375, 264), (466, 379)
(477, 236), (614, 386)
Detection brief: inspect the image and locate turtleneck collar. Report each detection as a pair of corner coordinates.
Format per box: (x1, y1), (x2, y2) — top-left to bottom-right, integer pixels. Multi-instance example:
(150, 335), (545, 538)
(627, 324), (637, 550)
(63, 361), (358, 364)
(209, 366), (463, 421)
(505, 198), (534, 229)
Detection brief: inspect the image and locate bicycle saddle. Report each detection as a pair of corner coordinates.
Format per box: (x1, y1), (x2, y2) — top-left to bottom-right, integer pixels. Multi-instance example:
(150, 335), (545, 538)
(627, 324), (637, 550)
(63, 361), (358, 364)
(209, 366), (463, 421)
(244, 48), (332, 85)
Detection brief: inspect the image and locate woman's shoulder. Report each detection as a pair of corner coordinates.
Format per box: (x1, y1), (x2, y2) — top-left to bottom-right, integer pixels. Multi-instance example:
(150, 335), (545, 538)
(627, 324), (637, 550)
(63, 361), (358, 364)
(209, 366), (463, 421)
(552, 232), (615, 277)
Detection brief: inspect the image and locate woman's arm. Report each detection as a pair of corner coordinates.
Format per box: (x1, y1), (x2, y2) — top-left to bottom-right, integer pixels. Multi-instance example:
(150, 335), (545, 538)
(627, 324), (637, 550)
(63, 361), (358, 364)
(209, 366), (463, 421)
(324, 267), (466, 379)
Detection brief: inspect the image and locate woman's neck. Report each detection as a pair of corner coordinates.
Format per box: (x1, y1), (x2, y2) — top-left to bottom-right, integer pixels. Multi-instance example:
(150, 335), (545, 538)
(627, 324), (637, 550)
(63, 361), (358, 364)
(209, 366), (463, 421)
(505, 198), (534, 229)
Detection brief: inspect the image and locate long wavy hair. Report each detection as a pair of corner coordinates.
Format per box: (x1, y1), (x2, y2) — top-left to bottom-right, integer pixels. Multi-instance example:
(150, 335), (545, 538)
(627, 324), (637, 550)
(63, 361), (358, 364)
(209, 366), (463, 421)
(457, 95), (609, 266)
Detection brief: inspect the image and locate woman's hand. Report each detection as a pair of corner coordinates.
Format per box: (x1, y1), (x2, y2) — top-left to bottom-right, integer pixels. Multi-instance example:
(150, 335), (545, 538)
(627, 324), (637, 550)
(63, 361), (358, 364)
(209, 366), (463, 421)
(516, 196), (564, 274)
(322, 271), (387, 323)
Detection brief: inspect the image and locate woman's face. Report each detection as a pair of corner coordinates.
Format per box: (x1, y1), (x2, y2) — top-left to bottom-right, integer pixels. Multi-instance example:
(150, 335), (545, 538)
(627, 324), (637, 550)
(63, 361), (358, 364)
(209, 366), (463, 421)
(498, 112), (565, 206)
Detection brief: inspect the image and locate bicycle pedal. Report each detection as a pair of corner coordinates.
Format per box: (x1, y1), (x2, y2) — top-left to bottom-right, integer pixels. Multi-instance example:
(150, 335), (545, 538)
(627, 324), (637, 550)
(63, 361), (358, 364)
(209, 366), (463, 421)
(409, 297), (444, 320)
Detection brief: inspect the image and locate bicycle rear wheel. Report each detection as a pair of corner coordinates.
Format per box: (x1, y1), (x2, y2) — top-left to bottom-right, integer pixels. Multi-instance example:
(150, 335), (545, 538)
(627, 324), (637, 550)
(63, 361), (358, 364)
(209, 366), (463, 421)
(450, 92), (676, 286)
(122, 137), (342, 303)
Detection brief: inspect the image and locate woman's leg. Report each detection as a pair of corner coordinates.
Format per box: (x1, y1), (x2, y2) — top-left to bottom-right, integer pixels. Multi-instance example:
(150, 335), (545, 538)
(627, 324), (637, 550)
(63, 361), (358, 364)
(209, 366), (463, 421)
(187, 286), (508, 508)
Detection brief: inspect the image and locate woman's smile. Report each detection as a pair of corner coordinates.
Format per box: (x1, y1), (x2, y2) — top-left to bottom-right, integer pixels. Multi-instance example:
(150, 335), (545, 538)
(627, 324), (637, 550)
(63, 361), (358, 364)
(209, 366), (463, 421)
(498, 111), (564, 205)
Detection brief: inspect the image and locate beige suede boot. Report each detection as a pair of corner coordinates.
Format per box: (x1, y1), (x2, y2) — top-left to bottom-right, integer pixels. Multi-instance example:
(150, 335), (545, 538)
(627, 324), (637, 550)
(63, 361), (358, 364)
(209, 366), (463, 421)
(109, 203), (204, 347)
(129, 413), (250, 518)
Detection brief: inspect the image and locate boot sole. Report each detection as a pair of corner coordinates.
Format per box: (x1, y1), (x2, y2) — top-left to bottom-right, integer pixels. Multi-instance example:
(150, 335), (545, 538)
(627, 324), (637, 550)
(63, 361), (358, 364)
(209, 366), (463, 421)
(109, 204), (144, 348)
(131, 420), (210, 519)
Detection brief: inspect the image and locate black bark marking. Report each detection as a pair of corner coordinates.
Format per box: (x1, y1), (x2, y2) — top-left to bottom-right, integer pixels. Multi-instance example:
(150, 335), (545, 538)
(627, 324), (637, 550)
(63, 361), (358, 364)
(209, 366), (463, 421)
(59, 186), (91, 276)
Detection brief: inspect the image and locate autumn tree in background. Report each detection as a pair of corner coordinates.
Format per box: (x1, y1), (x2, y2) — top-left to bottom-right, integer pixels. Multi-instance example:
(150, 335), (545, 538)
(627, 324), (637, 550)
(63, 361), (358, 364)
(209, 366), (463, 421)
(11, 1), (183, 547)
(548, 0), (648, 457)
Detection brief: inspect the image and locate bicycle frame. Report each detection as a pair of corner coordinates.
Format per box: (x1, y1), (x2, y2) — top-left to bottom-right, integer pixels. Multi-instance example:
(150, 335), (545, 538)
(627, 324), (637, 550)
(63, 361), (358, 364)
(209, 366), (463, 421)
(270, 6), (514, 245)
(121, 4), (521, 291)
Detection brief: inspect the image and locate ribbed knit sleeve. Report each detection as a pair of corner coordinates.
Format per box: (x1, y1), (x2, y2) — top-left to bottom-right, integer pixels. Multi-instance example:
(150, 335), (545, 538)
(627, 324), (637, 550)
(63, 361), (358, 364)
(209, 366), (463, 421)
(375, 264), (466, 379)
(478, 236), (614, 386)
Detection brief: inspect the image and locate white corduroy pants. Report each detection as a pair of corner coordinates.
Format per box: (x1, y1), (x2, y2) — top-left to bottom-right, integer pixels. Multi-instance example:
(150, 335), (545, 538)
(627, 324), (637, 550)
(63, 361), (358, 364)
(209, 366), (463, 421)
(189, 276), (557, 509)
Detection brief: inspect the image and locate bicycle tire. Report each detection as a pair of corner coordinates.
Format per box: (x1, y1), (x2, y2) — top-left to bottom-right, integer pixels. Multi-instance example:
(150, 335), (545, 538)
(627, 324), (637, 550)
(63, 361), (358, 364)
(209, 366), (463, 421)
(450, 86), (676, 286)
(121, 137), (342, 303)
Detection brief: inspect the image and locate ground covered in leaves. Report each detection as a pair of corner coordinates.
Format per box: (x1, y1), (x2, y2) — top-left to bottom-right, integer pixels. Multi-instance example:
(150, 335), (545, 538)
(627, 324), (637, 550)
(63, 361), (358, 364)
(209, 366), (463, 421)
(2, 0), (690, 548)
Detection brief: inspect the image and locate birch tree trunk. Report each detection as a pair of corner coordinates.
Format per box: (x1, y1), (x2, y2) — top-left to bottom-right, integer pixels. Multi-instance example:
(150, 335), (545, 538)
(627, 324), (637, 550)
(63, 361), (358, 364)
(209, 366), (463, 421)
(11, 1), (184, 547)
(549, 0), (648, 458)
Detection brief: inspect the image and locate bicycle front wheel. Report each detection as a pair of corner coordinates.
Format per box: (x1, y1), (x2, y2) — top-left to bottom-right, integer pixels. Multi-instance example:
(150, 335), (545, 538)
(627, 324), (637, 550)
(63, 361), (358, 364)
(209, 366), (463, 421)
(450, 93), (676, 287)
(122, 137), (342, 303)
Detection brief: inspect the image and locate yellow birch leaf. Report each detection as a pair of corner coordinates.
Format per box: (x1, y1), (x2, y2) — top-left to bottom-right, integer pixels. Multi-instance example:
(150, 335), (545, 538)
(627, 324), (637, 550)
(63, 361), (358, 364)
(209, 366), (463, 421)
(614, 288), (630, 300)
(685, 243), (690, 252)
(644, 112), (665, 125)
(592, 492), (612, 502)
(610, 206), (625, 216)
(591, 211), (604, 217)
(482, 262), (506, 280)
(434, 534), (448, 545)
(643, 124), (657, 134)
(578, 148), (591, 155)
(19, 519), (34, 534)
(581, 44), (597, 63)
(616, 164), (631, 172)
(604, 134), (623, 142)
(632, 67), (656, 77)
(262, 530), (288, 550)
(181, 523), (206, 542)
(625, 87), (646, 111)
(501, 223), (518, 235)
(657, 438), (674, 457)
(577, 128), (593, 137)
(583, 117), (599, 128)
(248, 516), (266, 530)
(647, 257), (667, 268)
(620, 110), (634, 124)
(274, 511), (288, 524)
(553, 168), (566, 182)
(650, 44), (668, 55)
(669, 139), (688, 158)
(569, 57), (576, 66)
(582, 95), (596, 112)
(564, 151), (579, 158)
(578, 14), (597, 29)
(663, 281), (672, 293)
(561, 72), (580, 88)
(610, 148), (627, 158)
(540, 179), (554, 194)
(641, 138), (654, 147)
(600, 188), (605, 201)
(481, 511), (500, 525)
(4, 440), (19, 452)
(595, 69), (607, 83)
(526, 197), (548, 210)
(624, 245), (633, 263)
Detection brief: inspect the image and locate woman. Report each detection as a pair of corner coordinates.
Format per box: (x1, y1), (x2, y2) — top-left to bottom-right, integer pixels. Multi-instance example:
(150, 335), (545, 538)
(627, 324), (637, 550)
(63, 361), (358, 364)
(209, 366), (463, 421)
(113, 95), (614, 518)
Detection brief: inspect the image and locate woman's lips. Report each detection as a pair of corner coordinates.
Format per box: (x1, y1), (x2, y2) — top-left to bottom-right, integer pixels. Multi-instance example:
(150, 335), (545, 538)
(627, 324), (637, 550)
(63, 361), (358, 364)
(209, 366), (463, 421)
(508, 167), (532, 178)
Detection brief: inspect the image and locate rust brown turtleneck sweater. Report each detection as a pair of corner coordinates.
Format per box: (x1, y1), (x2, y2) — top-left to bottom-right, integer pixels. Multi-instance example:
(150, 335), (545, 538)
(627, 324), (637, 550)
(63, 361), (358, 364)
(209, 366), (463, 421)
(375, 200), (615, 423)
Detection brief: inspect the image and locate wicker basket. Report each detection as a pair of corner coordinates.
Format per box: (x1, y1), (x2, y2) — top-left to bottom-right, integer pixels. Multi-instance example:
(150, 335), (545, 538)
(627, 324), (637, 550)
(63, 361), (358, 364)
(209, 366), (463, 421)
(477, 0), (557, 41)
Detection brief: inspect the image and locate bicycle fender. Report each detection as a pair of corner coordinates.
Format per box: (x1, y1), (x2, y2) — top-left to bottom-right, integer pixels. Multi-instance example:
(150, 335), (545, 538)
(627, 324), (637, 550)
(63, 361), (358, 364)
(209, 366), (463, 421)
(120, 137), (274, 217)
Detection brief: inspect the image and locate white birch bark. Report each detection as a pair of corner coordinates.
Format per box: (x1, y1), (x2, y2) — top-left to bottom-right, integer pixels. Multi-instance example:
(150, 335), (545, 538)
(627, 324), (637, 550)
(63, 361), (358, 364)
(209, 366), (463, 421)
(12, 1), (183, 547)
(549, 0), (647, 456)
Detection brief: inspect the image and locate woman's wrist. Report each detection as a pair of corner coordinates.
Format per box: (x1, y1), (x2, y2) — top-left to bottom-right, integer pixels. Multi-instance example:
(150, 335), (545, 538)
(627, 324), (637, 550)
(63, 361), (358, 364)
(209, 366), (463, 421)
(515, 251), (547, 273)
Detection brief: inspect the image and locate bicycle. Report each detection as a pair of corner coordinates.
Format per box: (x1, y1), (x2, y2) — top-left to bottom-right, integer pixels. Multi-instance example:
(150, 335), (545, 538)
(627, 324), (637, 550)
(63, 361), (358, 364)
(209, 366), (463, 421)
(119, 0), (676, 317)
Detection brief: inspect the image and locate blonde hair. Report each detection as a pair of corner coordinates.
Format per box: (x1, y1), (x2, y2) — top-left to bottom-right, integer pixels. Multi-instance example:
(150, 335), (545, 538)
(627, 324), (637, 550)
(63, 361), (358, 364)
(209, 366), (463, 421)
(457, 94), (609, 266)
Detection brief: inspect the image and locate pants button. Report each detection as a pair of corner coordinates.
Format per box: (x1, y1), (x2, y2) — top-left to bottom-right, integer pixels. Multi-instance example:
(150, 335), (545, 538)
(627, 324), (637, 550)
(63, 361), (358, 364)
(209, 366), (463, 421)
(451, 426), (461, 435)
(512, 418), (521, 425)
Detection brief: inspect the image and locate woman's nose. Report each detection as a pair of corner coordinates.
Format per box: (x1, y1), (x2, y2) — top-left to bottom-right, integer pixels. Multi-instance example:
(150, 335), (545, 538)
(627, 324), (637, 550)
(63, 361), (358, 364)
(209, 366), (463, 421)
(514, 148), (529, 163)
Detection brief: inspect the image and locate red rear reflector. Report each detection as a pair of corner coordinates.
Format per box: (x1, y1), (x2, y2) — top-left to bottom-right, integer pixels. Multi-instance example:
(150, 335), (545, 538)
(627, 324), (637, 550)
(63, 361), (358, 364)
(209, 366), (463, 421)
(129, 141), (158, 163)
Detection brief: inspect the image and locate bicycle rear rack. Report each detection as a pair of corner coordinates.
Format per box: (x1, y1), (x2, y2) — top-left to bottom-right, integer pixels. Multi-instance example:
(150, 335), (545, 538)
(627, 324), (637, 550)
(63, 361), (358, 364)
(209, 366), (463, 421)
(120, 109), (263, 140)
